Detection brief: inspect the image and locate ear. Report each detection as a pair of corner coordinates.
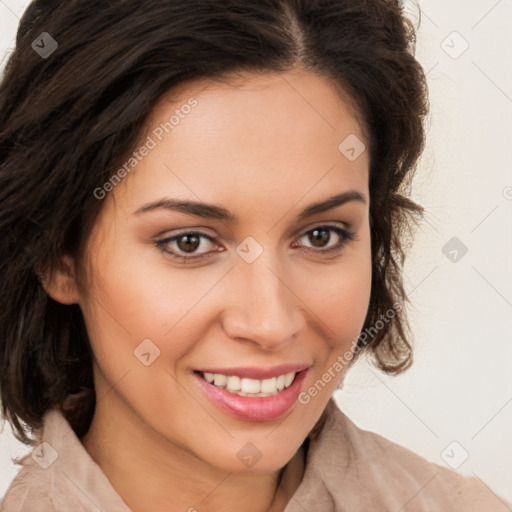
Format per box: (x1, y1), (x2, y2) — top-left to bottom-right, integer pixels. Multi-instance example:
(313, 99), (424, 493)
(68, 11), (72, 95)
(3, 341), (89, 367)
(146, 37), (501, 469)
(37, 254), (80, 305)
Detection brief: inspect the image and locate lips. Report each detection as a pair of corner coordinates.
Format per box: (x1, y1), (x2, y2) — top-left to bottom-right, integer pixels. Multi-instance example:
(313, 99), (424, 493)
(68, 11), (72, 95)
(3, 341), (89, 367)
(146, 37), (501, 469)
(192, 365), (310, 421)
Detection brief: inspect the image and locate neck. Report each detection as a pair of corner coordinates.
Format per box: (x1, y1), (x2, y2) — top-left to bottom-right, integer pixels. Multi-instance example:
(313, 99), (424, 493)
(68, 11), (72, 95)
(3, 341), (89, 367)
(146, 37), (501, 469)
(80, 396), (306, 512)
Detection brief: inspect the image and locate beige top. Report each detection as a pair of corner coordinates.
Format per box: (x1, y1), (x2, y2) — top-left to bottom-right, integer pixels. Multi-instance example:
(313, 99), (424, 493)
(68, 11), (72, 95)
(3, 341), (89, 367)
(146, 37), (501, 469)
(0, 398), (507, 511)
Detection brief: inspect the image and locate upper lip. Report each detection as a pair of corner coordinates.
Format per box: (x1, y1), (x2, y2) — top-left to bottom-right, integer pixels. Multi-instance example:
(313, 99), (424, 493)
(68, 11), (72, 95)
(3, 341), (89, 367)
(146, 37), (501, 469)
(194, 364), (310, 380)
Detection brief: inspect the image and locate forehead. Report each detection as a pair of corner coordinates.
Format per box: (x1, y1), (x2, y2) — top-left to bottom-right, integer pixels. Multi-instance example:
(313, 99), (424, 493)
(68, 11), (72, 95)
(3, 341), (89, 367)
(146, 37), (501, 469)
(147, 68), (367, 148)
(112, 69), (369, 216)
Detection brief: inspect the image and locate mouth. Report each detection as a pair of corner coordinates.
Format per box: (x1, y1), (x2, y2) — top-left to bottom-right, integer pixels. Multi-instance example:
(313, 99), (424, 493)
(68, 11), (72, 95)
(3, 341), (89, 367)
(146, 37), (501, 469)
(192, 365), (310, 421)
(195, 370), (297, 397)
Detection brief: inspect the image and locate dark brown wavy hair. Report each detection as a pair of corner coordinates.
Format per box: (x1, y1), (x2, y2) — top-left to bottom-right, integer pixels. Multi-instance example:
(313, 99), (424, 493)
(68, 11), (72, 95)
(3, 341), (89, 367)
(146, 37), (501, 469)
(0, 0), (428, 445)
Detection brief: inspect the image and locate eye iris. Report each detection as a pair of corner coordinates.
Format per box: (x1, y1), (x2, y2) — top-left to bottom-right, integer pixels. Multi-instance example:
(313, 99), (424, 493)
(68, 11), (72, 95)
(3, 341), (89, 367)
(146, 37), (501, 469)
(177, 234), (201, 253)
(310, 228), (330, 247)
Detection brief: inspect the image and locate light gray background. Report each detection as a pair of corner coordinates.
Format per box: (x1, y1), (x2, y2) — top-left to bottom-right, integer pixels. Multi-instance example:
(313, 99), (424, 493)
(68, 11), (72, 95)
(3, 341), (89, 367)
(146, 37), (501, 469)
(1, 0), (511, 505)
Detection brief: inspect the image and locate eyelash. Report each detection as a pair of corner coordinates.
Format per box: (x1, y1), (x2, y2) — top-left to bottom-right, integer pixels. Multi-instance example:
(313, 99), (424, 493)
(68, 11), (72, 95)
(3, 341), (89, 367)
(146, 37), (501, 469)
(155, 224), (356, 262)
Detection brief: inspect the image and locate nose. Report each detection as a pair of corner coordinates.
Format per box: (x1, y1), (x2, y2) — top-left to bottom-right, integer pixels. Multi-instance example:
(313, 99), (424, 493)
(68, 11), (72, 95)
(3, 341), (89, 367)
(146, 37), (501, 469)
(221, 250), (306, 352)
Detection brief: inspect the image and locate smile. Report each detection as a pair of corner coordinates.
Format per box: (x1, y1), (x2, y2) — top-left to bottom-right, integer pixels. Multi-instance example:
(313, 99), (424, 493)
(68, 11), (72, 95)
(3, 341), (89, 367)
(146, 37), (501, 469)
(192, 365), (310, 421)
(199, 371), (296, 397)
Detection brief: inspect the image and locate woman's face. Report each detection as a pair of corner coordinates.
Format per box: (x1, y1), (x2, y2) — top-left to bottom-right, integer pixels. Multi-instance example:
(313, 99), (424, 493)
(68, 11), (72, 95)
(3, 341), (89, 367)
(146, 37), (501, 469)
(75, 69), (372, 473)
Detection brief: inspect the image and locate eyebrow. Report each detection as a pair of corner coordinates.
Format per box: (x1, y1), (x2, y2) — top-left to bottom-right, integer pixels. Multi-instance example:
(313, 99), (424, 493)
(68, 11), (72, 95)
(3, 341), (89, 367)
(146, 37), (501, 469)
(133, 190), (366, 223)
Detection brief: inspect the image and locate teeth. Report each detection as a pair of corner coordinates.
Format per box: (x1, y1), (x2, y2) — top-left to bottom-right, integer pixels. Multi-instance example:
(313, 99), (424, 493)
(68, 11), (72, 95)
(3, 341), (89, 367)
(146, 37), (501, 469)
(204, 372), (215, 383)
(241, 378), (260, 394)
(200, 371), (297, 396)
(260, 377), (276, 393)
(276, 375), (285, 391)
(226, 375), (241, 391)
(213, 374), (227, 387)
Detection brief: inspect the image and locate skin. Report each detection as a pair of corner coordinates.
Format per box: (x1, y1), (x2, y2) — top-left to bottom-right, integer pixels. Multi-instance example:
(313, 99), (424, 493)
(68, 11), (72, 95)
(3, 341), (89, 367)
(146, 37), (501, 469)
(43, 68), (372, 512)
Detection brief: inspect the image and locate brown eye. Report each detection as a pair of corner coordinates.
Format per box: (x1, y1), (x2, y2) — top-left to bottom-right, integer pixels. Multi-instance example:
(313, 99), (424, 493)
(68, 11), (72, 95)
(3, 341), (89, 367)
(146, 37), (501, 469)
(156, 231), (219, 261)
(155, 224), (356, 263)
(295, 224), (356, 254)
(307, 227), (331, 248)
(175, 233), (201, 253)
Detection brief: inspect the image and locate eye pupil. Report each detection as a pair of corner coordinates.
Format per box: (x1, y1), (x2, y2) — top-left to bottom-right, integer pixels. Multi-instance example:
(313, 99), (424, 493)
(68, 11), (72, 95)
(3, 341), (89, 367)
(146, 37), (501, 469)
(177, 234), (200, 253)
(310, 228), (330, 247)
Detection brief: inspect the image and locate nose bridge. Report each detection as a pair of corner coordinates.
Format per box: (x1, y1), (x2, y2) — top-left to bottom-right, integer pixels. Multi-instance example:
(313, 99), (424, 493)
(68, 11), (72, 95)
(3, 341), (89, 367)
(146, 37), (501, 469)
(223, 241), (304, 348)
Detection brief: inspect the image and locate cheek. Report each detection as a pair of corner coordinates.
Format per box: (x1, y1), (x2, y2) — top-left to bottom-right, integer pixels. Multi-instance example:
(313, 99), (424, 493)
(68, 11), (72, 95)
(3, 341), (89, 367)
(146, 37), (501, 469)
(80, 234), (230, 370)
(295, 243), (372, 351)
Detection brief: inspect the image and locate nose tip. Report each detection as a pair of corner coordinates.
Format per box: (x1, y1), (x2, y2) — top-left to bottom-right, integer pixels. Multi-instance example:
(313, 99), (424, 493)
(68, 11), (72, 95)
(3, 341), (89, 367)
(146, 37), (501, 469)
(221, 262), (305, 351)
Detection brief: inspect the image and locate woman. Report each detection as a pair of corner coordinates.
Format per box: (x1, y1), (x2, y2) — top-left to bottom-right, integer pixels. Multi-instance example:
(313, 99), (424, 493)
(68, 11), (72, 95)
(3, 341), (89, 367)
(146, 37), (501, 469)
(0, 0), (505, 511)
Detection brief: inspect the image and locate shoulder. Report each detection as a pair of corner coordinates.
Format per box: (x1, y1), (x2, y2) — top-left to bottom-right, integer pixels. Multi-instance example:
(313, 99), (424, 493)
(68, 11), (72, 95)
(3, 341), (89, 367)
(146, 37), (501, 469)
(1, 455), (54, 512)
(309, 400), (509, 511)
(1, 409), (131, 512)
(0, 453), (86, 512)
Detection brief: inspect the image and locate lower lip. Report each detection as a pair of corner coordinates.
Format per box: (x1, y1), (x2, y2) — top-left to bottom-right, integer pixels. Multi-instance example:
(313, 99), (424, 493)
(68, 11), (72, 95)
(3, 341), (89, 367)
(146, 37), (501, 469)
(193, 370), (309, 421)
